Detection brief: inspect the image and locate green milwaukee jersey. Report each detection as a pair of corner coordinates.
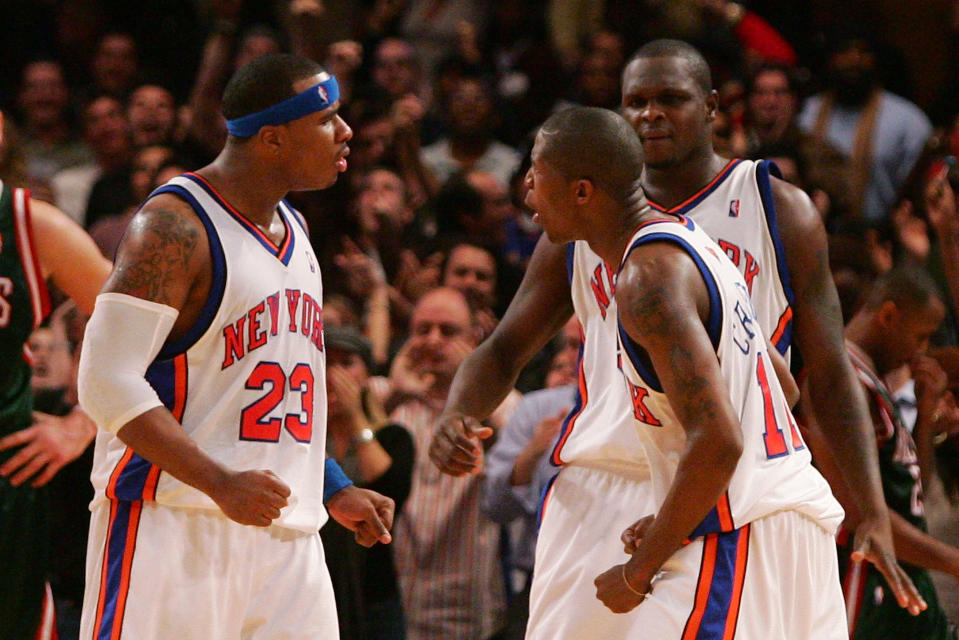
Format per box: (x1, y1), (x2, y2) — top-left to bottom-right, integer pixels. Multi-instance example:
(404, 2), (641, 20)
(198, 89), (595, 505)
(847, 342), (926, 529)
(0, 181), (50, 441)
(842, 341), (956, 640)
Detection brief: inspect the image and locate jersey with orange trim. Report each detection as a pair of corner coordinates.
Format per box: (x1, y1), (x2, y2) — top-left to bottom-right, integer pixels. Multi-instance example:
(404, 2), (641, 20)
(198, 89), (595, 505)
(550, 240), (648, 471)
(649, 159), (795, 361)
(615, 216), (842, 536)
(0, 181), (51, 438)
(89, 173), (329, 533)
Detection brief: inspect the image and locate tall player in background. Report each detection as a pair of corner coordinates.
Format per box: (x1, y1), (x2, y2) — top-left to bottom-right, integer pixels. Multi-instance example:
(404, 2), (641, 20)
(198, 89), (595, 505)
(618, 37), (921, 608)
(0, 110), (112, 639)
(429, 38), (923, 635)
(531, 105), (846, 638)
(77, 54), (393, 639)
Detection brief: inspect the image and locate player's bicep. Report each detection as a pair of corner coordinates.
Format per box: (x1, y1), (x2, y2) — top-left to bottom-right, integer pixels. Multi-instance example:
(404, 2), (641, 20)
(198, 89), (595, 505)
(104, 194), (206, 311)
(30, 199), (112, 315)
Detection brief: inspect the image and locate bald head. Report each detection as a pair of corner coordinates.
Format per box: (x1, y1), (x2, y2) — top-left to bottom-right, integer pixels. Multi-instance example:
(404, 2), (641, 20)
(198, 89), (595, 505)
(537, 106), (644, 205)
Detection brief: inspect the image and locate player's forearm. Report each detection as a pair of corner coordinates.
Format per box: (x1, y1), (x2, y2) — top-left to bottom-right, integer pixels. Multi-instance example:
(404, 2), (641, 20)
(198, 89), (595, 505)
(116, 406), (230, 498)
(442, 339), (525, 421)
(806, 359), (889, 519)
(797, 389), (865, 526)
(913, 405), (940, 493)
(889, 510), (959, 578)
(625, 430), (741, 586)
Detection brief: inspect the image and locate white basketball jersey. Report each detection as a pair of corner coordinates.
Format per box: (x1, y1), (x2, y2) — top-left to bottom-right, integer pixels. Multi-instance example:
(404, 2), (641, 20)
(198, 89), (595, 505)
(649, 159), (794, 362)
(550, 240), (647, 471)
(615, 216), (842, 535)
(89, 173), (329, 533)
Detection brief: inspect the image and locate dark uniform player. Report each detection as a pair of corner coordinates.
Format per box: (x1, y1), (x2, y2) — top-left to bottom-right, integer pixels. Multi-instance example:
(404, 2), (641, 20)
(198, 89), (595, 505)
(802, 266), (959, 640)
(0, 180), (55, 639)
(0, 109), (112, 640)
(842, 347), (957, 639)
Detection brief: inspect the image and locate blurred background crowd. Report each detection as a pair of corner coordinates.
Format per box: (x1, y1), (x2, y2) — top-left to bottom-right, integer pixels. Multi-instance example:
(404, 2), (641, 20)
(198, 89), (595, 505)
(5, 0), (959, 638)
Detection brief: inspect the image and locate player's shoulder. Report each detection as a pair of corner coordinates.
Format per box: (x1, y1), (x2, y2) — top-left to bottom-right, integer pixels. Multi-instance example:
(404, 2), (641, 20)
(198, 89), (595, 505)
(130, 191), (207, 240)
(766, 174), (822, 238)
(620, 233), (705, 303)
(28, 197), (74, 232)
(114, 191), (210, 282)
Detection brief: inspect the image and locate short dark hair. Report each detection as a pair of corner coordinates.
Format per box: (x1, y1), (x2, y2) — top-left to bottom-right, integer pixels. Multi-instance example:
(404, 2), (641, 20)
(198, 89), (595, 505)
(862, 265), (943, 312)
(221, 53), (326, 123)
(628, 39), (712, 94)
(537, 106), (644, 206)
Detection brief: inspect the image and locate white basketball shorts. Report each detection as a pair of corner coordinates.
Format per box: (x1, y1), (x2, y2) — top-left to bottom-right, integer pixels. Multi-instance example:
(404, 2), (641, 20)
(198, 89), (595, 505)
(527, 465), (846, 639)
(79, 500), (338, 639)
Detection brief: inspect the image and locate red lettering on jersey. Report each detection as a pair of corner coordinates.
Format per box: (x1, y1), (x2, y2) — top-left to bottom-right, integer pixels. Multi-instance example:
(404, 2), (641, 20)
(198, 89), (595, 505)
(247, 301), (267, 351)
(719, 239), (740, 266)
(742, 251), (759, 294)
(311, 303), (324, 350)
(717, 239), (760, 294)
(221, 290), (323, 369)
(286, 289), (301, 332)
(301, 294), (315, 336)
(590, 263), (615, 319)
(266, 292), (280, 336)
(628, 381), (661, 426)
(222, 317), (246, 368)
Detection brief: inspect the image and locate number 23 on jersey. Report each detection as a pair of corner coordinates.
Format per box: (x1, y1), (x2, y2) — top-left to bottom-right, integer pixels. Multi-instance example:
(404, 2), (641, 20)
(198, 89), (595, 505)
(240, 361), (314, 443)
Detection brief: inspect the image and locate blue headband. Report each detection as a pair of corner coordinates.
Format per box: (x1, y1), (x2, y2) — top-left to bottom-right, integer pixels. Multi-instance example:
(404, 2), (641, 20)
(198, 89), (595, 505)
(226, 73), (340, 138)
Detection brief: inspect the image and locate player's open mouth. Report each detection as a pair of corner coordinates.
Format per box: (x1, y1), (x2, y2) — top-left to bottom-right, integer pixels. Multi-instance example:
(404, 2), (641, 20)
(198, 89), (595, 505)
(336, 147), (350, 172)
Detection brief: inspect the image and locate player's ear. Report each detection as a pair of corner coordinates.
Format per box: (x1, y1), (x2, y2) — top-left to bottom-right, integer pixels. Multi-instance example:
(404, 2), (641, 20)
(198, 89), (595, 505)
(258, 124), (285, 154)
(875, 300), (900, 329)
(573, 179), (593, 203)
(705, 90), (719, 122)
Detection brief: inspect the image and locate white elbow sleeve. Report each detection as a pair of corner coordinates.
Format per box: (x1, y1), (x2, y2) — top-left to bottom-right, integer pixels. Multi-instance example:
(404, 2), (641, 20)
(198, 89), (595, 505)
(78, 293), (179, 433)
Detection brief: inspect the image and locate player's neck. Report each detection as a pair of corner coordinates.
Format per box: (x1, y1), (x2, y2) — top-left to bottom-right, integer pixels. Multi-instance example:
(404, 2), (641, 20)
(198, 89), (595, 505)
(197, 157), (288, 228)
(588, 200), (664, 269)
(642, 152), (729, 210)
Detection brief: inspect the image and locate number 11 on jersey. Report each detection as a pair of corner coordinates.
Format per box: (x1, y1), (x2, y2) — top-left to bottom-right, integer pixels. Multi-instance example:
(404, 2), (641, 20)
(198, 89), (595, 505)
(756, 353), (804, 458)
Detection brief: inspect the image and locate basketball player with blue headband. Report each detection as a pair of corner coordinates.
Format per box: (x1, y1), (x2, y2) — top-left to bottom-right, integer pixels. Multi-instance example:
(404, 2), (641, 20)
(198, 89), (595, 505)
(78, 54), (393, 639)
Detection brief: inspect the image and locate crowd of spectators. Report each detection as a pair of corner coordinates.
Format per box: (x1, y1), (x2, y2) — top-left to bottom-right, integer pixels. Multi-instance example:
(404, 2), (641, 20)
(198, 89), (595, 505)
(5, 0), (959, 638)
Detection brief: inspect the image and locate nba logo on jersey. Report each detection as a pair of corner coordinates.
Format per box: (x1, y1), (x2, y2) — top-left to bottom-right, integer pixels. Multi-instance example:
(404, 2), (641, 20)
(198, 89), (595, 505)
(728, 199), (740, 217)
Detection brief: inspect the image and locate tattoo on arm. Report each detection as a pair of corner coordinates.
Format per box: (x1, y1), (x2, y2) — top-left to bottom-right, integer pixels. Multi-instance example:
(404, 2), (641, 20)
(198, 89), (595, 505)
(627, 279), (675, 337)
(625, 272), (722, 427)
(667, 341), (719, 423)
(110, 209), (200, 306)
